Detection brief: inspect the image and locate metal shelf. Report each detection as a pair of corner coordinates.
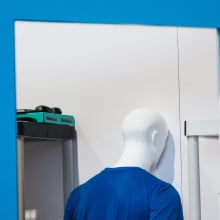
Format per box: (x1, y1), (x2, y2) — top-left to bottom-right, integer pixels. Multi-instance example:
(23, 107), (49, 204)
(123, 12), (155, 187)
(17, 121), (75, 140)
(185, 120), (219, 220)
(17, 121), (76, 220)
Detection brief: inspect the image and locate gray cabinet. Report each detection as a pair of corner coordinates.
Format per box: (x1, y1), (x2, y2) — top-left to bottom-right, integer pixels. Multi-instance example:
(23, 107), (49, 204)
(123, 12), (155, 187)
(17, 122), (78, 220)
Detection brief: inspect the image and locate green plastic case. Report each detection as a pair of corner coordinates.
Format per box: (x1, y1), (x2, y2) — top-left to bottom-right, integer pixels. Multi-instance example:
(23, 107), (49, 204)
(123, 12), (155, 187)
(17, 112), (75, 126)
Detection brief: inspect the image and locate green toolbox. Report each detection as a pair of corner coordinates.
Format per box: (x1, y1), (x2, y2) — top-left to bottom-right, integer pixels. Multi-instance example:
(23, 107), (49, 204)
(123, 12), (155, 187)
(17, 112), (75, 126)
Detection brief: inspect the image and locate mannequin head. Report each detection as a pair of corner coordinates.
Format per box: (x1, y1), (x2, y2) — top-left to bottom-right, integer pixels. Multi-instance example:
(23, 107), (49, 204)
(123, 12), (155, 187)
(114, 108), (168, 171)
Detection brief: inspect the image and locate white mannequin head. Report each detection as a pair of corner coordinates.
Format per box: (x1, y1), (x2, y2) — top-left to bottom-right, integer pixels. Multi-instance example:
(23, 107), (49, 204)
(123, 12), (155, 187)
(113, 108), (168, 172)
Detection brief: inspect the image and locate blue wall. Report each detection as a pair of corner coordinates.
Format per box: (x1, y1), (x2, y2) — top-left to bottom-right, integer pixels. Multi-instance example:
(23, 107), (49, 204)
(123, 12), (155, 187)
(0, 0), (219, 219)
(14, 0), (220, 27)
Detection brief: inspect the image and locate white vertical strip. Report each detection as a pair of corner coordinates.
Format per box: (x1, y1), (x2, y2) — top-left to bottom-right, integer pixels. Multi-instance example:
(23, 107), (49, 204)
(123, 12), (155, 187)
(17, 137), (24, 220)
(62, 140), (74, 206)
(218, 28), (220, 220)
(218, 192), (220, 220)
(218, 29), (220, 140)
(176, 27), (183, 200)
(187, 136), (201, 220)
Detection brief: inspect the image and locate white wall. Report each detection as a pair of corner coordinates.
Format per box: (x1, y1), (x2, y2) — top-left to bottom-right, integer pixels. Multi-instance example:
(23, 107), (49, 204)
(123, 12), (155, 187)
(178, 28), (219, 220)
(15, 22), (219, 220)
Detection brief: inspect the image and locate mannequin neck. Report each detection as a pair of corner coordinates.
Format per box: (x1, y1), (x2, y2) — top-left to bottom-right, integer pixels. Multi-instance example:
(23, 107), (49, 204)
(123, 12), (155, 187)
(112, 141), (154, 172)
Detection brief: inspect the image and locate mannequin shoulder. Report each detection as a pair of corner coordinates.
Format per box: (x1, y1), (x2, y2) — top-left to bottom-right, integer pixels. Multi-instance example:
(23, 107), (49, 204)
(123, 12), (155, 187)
(149, 183), (183, 219)
(150, 182), (182, 208)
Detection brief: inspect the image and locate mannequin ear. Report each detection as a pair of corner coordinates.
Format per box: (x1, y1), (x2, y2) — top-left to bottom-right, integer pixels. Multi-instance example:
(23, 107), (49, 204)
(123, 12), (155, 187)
(151, 129), (168, 169)
(150, 130), (161, 168)
(152, 130), (160, 148)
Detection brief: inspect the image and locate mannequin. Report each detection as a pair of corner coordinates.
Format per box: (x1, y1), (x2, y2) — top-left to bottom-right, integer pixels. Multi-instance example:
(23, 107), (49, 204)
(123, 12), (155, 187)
(113, 108), (168, 171)
(64, 109), (183, 220)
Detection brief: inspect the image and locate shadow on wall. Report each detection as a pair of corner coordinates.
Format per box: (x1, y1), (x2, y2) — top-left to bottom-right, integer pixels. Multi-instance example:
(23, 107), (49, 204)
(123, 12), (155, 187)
(151, 131), (175, 183)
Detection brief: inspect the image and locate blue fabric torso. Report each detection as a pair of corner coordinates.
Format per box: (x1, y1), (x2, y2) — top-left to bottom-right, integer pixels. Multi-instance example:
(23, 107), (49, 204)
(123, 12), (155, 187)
(64, 167), (183, 220)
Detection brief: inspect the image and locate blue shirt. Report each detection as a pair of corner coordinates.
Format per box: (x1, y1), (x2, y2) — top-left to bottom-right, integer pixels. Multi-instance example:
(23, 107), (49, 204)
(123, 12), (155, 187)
(64, 167), (183, 220)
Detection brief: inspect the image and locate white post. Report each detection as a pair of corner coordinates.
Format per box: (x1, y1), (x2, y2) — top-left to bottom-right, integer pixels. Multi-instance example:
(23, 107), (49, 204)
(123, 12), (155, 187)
(217, 27), (220, 220)
(62, 140), (74, 205)
(187, 136), (201, 220)
(17, 137), (24, 220)
(217, 29), (220, 142)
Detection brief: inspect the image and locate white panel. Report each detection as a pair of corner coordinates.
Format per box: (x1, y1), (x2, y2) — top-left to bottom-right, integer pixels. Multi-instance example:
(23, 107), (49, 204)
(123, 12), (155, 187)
(15, 21), (182, 212)
(178, 27), (219, 220)
(185, 120), (218, 137)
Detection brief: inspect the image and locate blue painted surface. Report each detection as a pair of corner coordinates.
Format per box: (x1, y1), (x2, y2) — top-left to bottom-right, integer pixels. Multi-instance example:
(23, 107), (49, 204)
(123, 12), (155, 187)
(0, 0), (219, 219)
(14, 0), (220, 27)
(0, 21), (18, 220)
